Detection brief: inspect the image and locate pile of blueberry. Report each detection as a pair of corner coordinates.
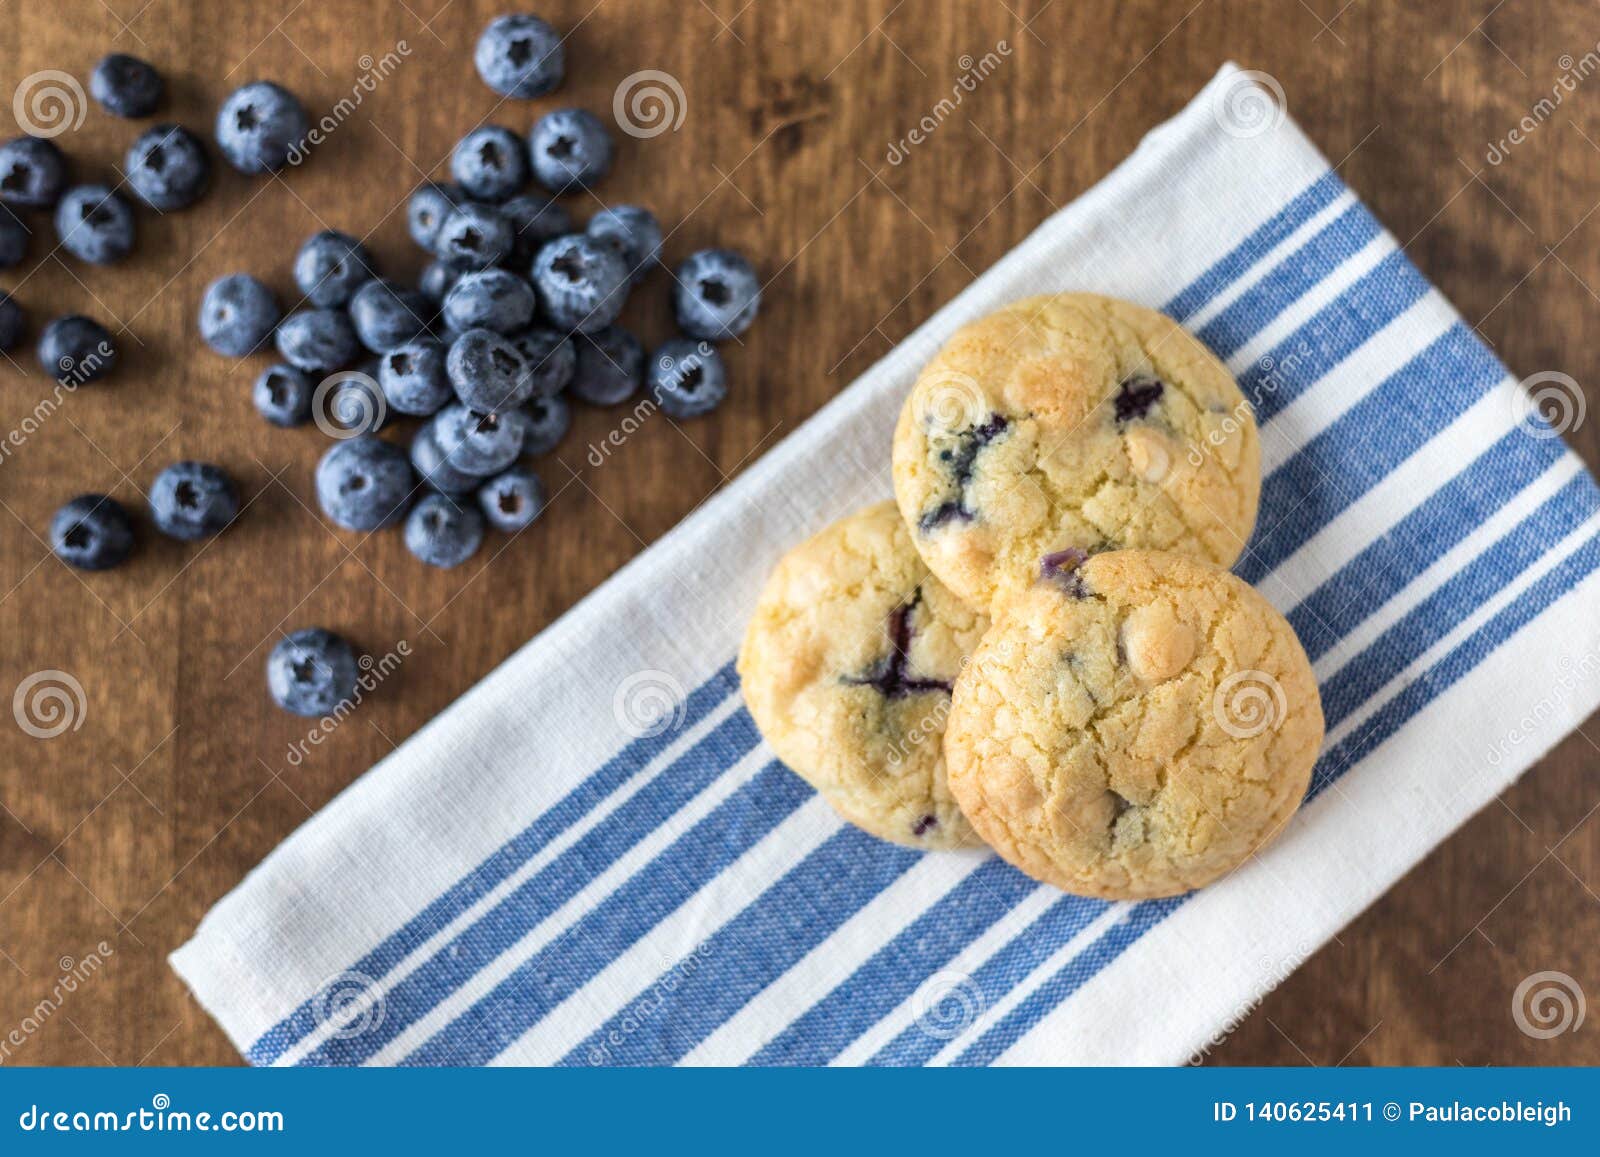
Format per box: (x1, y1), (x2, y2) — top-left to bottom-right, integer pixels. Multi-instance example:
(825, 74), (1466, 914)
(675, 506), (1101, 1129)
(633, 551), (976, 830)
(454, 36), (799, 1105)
(5, 14), (763, 718)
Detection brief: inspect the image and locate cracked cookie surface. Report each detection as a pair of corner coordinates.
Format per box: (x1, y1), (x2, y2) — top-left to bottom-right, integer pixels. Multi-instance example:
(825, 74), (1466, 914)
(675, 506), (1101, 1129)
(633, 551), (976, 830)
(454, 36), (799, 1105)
(944, 549), (1322, 898)
(738, 502), (989, 849)
(892, 293), (1260, 613)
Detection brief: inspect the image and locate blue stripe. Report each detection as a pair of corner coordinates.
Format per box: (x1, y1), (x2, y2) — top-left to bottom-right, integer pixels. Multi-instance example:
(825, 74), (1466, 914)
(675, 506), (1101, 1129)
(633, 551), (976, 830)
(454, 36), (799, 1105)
(746, 857), (1037, 1066)
(402, 760), (813, 1066)
(559, 828), (923, 1066)
(1288, 431), (1567, 661)
(1238, 324), (1505, 584)
(301, 708), (763, 1066)
(1195, 204), (1382, 359)
(1164, 171), (1342, 320)
(247, 660), (741, 1065)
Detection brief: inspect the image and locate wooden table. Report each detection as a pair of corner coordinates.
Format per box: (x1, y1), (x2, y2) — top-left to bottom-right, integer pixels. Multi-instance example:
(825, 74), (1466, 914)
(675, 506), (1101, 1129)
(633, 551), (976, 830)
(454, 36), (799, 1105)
(0, 0), (1595, 1067)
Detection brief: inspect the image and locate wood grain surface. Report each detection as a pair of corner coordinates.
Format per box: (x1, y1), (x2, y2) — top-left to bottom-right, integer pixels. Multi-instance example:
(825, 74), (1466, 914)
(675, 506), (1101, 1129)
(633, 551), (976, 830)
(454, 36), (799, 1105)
(0, 0), (1596, 1067)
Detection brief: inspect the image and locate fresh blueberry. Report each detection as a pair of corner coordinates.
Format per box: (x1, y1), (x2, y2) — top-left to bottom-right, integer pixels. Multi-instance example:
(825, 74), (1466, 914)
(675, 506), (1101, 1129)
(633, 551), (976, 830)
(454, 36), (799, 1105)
(648, 338), (728, 419)
(54, 185), (135, 264)
(0, 293), (22, 352)
(570, 326), (643, 406)
(530, 233), (628, 333)
(253, 364), (313, 426)
(0, 137), (67, 209)
(404, 493), (484, 569)
(474, 14), (564, 98)
(315, 435), (414, 530)
(409, 420), (479, 495)
(500, 192), (572, 265)
(149, 461), (239, 541)
(327, 371), (389, 433)
(441, 269), (536, 335)
(0, 208), (29, 269)
(50, 495), (135, 571)
(407, 182), (461, 251)
(434, 202), (512, 269)
(528, 108), (612, 192)
(451, 125), (528, 202)
(294, 230), (374, 309)
(379, 338), (453, 416)
(508, 326), (575, 397)
(38, 315), (116, 382)
(349, 278), (431, 354)
(123, 124), (209, 211)
(586, 205), (661, 284)
(215, 81), (308, 173)
(674, 249), (760, 341)
(433, 402), (524, 476)
(418, 260), (464, 305)
(266, 628), (358, 718)
(447, 327), (533, 412)
(477, 465), (546, 532)
(520, 391), (571, 456)
(276, 309), (359, 373)
(90, 53), (164, 118)
(199, 273), (280, 357)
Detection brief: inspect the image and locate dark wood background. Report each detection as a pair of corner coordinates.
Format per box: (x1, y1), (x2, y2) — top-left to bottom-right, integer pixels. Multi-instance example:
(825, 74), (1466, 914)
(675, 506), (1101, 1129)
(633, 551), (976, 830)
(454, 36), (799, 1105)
(0, 0), (1595, 1067)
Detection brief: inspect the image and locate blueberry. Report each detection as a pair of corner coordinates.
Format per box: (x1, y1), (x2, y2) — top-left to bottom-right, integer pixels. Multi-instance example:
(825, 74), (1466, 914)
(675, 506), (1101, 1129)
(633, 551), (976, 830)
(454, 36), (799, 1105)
(379, 338), (453, 416)
(648, 338), (728, 419)
(38, 315), (116, 383)
(530, 234), (629, 333)
(434, 202), (512, 269)
(50, 495), (135, 571)
(570, 326), (643, 406)
(477, 465), (546, 533)
(450, 125), (528, 202)
(447, 327), (533, 412)
(407, 182), (461, 251)
(266, 628), (358, 718)
(90, 53), (164, 118)
(586, 205), (661, 284)
(508, 326), (575, 397)
(1113, 376), (1164, 423)
(315, 435), (414, 531)
(529, 108), (612, 192)
(500, 193), (572, 265)
(434, 402), (524, 476)
(405, 493), (484, 569)
(349, 278), (431, 354)
(215, 81), (308, 174)
(418, 260), (464, 305)
(54, 185), (135, 264)
(0, 293), (22, 352)
(123, 124), (209, 211)
(276, 309), (359, 373)
(199, 273), (280, 357)
(674, 249), (760, 341)
(294, 230), (374, 309)
(441, 269), (536, 335)
(409, 420), (479, 495)
(520, 391), (571, 456)
(253, 364), (313, 426)
(474, 14), (564, 99)
(0, 137), (67, 209)
(328, 372), (389, 433)
(149, 461), (239, 541)
(0, 208), (29, 269)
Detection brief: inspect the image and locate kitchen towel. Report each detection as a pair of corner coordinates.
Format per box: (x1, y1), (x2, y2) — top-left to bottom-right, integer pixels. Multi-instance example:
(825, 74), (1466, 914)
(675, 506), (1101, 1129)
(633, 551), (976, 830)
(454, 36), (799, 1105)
(172, 63), (1600, 1066)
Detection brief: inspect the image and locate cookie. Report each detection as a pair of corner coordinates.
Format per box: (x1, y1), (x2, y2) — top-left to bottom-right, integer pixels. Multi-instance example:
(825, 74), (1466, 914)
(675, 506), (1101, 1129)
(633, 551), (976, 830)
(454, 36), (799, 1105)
(892, 293), (1260, 612)
(738, 502), (990, 849)
(944, 549), (1322, 898)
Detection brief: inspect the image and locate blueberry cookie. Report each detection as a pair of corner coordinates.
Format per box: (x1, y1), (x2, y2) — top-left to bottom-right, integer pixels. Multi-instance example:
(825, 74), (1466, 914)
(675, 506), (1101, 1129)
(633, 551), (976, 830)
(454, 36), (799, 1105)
(738, 502), (989, 849)
(945, 549), (1322, 898)
(892, 294), (1260, 612)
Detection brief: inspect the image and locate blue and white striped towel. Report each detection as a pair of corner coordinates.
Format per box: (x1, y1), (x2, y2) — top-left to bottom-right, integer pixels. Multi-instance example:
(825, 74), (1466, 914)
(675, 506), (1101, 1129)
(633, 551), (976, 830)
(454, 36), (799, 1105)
(172, 64), (1600, 1066)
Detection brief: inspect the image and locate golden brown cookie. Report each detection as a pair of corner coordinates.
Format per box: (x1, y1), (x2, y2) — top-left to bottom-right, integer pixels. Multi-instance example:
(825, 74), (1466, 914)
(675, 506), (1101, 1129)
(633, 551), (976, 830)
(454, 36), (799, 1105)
(944, 549), (1322, 897)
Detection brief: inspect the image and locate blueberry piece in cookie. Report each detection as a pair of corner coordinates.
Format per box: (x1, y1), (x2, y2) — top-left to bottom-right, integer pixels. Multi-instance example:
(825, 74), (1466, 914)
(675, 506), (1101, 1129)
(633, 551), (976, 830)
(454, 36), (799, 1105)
(739, 502), (989, 850)
(916, 412), (1010, 532)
